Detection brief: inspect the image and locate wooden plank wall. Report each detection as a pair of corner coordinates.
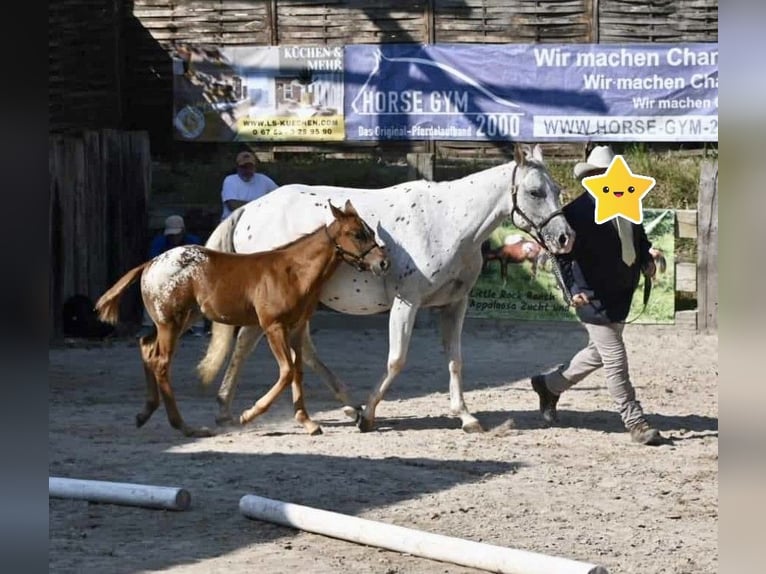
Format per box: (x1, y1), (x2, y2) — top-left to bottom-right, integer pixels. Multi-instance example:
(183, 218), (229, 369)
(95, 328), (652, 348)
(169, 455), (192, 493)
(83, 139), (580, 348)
(435, 0), (593, 43)
(277, 1), (430, 43)
(49, 130), (152, 338)
(49, 0), (125, 133)
(599, 0), (719, 43)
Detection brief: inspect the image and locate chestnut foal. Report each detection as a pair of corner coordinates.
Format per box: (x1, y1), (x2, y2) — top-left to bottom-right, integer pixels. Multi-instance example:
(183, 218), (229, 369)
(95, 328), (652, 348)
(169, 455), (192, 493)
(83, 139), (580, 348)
(96, 200), (389, 438)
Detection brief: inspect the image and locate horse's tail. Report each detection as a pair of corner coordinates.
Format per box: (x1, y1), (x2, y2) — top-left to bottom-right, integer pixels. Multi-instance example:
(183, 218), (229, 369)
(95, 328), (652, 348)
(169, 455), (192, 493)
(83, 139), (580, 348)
(655, 251), (667, 274)
(197, 206), (244, 385)
(205, 207), (245, 252)
(197, 322), (236, 386)
(95, 262), (149, 325)
(197, 209), (244, 385)
(649, 247), (667, 274)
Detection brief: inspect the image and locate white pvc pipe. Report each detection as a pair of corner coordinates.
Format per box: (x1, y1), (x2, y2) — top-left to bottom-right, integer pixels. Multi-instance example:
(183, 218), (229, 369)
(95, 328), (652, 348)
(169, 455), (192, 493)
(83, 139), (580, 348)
(239, 494), (608, 574)
(49, 477), (191, 511)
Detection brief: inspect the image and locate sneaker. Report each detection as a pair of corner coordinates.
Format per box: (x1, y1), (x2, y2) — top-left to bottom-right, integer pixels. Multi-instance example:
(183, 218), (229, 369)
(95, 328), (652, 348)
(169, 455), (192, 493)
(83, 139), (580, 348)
(531, 375), (560, 425)
(628, 419), (662, 445)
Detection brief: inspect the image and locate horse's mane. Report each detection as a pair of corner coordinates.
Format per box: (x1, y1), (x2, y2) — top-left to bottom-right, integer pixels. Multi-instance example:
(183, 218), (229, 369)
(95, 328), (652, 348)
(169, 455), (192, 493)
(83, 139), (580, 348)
(446, 154), (548, 189)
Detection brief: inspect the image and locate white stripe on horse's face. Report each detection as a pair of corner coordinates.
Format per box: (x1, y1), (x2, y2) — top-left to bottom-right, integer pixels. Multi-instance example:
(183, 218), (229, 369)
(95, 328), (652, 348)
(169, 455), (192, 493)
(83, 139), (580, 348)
(142, 247), (207, 323)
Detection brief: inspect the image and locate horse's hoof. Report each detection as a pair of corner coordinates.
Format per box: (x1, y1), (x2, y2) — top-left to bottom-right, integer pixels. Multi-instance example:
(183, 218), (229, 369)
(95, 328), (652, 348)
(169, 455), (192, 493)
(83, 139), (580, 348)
(462, 420), (485, 433)
(136, 413), (148, 428)
(357, 417), (375, 433)
(183, 426), (215, 438)
(308, 426), (323, 436)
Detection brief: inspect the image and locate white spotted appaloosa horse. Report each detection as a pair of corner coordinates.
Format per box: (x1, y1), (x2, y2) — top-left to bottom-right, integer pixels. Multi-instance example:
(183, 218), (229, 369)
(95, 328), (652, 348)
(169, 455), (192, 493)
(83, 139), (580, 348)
(96, 200), (389, 437)
(200, 144), (574, 433)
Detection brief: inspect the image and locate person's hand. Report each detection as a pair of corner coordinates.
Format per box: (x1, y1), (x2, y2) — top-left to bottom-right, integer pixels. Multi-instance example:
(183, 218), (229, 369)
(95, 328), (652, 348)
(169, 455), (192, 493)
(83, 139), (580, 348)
(571, 292), (590, 307)
(642, 259), (656, 279)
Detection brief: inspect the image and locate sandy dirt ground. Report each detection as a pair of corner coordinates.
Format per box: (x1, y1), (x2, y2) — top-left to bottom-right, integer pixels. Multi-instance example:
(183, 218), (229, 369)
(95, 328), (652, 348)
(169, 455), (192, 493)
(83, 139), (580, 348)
(49, 317), (717, 574)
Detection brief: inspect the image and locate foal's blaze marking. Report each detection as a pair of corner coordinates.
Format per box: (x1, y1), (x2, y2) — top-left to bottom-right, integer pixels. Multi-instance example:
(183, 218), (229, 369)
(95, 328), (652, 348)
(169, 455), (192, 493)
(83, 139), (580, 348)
(95, 200), (389, 438)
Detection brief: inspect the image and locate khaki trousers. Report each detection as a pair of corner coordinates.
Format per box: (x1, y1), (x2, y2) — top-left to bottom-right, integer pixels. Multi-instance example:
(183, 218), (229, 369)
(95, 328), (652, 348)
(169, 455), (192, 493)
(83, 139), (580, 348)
(542, 321), (646, 428)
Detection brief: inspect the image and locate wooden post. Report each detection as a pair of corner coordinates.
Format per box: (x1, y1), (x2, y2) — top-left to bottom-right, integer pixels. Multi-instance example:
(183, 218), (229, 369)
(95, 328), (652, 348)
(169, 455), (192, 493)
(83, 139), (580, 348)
(407, 153), (434, 181)
(425, 0), (435, 44)
(424, 1), (437, 170)
(591, 0), (600, 43)
(268, 0), (278, 45)
(696, 160), (718, 331)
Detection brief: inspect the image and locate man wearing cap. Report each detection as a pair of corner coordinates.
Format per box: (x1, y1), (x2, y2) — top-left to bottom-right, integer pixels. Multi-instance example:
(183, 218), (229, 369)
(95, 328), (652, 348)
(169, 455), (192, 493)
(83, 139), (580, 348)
(149, 214), (202, 258)
(529, 145), (663, 446)
(145, 215), (204, 335)
(220, 151), (279, 220)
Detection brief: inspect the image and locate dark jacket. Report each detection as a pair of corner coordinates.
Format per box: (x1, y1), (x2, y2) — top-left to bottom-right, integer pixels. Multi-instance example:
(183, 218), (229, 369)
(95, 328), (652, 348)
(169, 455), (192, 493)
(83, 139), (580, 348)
(555, 193), (652, 324)
(149, 232), (202, 258)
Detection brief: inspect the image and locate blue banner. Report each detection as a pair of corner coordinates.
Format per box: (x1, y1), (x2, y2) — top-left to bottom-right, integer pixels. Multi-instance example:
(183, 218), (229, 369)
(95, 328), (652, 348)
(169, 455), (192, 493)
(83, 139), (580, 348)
(344, 43), (718, 142)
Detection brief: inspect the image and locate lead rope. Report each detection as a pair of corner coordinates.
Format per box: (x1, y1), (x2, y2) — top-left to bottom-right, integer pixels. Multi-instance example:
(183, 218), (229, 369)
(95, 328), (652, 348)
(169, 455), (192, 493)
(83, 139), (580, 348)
(620, 271), (652, 324)
(547, 256), (573, 307)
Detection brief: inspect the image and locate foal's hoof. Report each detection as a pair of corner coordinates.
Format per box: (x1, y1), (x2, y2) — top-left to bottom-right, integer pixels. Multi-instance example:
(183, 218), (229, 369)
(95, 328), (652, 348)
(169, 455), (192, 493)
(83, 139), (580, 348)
(308, 425), (323, 436)
(461, 419), (485, 433)
(136, 413), (150, 428)
(182, 426), (215, 438)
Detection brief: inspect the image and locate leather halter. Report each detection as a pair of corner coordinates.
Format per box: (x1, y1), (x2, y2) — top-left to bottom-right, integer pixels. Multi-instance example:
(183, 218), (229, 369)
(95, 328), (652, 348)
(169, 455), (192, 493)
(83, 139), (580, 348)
(508, 163), (565, 249)
(507, 162), (572, 307)
(324, 223), (378, 272)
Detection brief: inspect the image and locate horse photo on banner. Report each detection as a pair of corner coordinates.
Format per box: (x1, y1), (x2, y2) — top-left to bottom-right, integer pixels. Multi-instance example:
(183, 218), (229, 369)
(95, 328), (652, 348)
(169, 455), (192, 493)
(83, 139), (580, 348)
(468, 208), (676, 324)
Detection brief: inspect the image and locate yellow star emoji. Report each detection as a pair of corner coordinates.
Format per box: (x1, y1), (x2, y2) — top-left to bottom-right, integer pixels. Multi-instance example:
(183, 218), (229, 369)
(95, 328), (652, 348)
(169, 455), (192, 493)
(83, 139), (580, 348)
(581, 155), (655, 224)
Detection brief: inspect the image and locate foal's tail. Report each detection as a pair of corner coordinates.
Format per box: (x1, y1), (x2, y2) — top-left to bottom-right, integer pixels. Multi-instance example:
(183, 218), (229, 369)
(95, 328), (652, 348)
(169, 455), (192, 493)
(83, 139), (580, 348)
(197, 208), (245, 385)
(95, 262), (149, 325)
(197, 322), (236, 386)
